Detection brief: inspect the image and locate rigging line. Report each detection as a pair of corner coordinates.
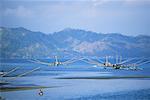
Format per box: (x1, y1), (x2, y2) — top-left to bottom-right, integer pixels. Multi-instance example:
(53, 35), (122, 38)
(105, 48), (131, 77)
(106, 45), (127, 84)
(117, 57), (136, 64)
(133, 59), (147, 64)
(80, 59), (103, 66)
(63, 57), (84, 65)
(136, 60), (150, 66)
(86, 58), (102, 65)
(9, 67), (41, 81)
(29, 59), (53, 66)
(1, 67), (20, 77)
(94, 58), (104, 63)
(62, 56), (81, 64)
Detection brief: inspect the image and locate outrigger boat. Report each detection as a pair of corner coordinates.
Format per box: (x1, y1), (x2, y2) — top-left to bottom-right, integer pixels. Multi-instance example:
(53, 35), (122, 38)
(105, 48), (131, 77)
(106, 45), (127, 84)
(81, 56), (150, 70)
(29, 56), (83, 66)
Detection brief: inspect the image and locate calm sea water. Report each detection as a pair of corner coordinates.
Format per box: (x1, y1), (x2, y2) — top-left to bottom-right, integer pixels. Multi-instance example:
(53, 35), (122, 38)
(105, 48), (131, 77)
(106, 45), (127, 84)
(0, 59), (150, 100)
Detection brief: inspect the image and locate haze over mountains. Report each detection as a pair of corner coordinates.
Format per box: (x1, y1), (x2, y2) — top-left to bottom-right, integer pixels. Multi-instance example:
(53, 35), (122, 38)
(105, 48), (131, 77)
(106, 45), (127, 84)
(0, 27), (150, 58)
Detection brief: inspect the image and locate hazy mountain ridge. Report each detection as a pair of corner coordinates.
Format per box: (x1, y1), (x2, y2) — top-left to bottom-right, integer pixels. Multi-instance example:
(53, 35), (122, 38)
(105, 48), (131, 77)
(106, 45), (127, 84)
(0, 27), (150, 58)
(0, 27), (57, 58)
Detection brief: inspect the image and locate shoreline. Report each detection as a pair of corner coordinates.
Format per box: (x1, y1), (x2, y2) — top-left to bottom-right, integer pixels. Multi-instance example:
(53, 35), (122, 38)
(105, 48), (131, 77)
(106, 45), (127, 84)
(0, 86), (58, 92)
(57, 76), (150, 79)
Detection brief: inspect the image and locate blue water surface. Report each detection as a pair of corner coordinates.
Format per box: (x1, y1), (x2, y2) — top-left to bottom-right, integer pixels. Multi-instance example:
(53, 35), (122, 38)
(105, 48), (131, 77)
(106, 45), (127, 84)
(0, 59), (150, 100)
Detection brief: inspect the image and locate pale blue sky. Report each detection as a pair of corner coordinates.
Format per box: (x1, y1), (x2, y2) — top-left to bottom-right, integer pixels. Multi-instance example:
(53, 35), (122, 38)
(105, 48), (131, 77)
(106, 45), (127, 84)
(0, 0), (150, 36)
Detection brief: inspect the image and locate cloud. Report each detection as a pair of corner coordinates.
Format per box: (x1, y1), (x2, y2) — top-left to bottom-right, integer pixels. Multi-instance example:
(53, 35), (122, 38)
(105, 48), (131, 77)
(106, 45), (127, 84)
(91, 0), (150, 6)
(0, 0), (149, 35)
(124, 0), (150, 5)
(91, 0), (112, 6)
(3, 6), (34, 18)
